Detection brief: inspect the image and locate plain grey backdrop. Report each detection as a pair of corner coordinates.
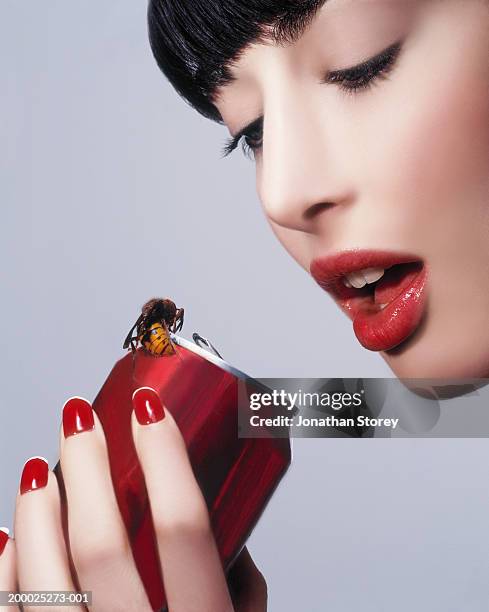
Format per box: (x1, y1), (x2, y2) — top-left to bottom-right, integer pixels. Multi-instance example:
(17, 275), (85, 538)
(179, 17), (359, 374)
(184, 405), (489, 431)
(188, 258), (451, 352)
(2, 2), (489, 610)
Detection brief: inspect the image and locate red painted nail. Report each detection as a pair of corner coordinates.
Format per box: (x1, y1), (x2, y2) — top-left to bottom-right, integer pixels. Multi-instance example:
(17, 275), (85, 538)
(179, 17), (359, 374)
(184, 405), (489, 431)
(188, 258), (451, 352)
(20, 457), (49, 494)
(132, 387), (165, 425)
(63, 397), (95, 438)
(0, 528), (9, 556)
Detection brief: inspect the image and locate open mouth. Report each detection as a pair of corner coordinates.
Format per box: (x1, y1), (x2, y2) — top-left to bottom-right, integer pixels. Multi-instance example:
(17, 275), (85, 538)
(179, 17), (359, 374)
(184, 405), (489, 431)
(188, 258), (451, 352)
(310, 251), (429, 352)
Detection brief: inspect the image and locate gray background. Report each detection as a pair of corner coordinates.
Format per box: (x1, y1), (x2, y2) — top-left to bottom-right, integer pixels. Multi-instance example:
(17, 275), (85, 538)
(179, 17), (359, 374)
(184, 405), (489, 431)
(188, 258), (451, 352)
(1, 3), (488, 610)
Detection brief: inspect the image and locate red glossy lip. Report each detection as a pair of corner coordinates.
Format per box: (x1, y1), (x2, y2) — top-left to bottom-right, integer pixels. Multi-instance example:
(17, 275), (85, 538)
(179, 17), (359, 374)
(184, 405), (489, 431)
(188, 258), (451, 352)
(310, 249), (428, 352)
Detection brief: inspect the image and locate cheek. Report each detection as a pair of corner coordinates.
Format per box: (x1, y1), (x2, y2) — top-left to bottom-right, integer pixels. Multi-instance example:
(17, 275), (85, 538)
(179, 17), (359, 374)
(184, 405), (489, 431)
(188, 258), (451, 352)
(393, 70), (489, 250)
(364, 6), (489, 258)
(373, 5), (489, 377)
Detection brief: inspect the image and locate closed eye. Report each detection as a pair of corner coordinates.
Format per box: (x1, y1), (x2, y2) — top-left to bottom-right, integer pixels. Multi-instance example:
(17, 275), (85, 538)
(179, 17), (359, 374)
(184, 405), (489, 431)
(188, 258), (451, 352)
(222, 116), (263, 158)
(222, 40), (403, 159)
(323, 40), (403, 94)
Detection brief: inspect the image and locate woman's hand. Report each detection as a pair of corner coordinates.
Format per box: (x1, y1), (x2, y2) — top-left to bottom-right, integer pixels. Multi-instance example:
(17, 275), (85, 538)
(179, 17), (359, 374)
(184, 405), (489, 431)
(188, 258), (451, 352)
(0, 388), (267, 612)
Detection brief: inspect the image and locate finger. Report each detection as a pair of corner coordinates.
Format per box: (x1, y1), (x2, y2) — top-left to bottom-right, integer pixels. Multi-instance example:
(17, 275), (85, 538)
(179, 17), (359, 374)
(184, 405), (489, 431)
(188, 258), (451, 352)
(0, 528), (20, 611)
(131, 387), (233, 612)
(228, 548), (267, 612)
(60, 397), (151, 612)
(14, 457), (83, 612)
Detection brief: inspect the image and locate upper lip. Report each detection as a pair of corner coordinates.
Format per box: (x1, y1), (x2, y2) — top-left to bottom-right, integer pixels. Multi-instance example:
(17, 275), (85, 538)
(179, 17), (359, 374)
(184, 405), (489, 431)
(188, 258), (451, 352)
(310, 249), (423, 296)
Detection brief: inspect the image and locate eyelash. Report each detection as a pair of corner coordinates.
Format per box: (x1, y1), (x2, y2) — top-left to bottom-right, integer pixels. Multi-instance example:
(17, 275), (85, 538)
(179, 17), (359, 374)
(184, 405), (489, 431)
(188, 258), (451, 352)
(222, 117), (264, 159)
(325, 40), (402, 95)
(222, 40), (403, 159)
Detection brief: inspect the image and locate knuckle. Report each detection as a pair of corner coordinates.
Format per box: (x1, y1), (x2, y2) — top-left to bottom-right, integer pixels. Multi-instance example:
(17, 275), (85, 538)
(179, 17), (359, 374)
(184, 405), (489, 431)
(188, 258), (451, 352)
(71, 532), (129, 573)
(153, 502), (211, 541)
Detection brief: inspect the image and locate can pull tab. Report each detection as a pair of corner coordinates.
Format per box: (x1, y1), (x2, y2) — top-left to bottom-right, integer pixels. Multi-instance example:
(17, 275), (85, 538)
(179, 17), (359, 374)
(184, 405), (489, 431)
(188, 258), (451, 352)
(192, 333), (224, 359)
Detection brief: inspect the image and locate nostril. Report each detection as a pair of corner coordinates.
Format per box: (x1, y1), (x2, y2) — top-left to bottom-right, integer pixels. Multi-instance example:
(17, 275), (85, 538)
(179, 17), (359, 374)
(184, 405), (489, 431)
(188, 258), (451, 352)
(303, 201), (336, 220)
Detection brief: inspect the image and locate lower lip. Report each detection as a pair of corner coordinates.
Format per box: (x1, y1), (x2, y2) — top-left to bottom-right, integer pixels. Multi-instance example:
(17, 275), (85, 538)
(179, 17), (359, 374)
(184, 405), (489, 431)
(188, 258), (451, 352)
(340, 264), (428, 352)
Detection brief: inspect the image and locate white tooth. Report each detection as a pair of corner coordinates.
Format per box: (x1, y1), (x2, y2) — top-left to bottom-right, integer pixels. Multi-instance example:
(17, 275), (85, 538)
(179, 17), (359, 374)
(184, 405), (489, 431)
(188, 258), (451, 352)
(346, 272), (367, 289)
(363, 268), (385, 284)
(344, 268), (385, 289)
(379, 303), (388, 310)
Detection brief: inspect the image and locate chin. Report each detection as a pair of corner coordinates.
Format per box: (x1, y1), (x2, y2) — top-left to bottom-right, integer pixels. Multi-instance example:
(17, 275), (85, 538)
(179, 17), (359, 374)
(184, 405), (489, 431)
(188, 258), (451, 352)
(380, 309), (489, 379)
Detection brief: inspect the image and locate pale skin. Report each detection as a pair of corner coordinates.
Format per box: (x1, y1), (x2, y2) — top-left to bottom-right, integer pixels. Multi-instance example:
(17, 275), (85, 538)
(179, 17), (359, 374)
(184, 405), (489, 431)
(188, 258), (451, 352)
(216, 0), (489, 379)
(2, 0), (489, 608)
(0, 403), (266, 612)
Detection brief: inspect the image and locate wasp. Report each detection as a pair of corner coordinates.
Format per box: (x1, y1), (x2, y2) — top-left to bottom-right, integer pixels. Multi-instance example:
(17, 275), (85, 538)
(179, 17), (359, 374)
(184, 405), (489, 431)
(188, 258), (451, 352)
(123, 298), (184, 357)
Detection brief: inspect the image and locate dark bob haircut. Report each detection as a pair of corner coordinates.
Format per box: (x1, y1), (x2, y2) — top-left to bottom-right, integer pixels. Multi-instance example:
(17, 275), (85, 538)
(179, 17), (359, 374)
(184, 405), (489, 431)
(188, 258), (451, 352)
(147, 0), (324, 122)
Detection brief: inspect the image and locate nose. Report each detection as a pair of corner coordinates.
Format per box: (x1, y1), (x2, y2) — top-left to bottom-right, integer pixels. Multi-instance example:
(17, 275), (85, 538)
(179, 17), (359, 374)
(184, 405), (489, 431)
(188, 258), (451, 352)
(258, 93), (352, 233)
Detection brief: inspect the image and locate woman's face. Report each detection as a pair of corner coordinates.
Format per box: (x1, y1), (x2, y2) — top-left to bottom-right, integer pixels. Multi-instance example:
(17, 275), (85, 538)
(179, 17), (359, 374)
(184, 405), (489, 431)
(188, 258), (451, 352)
(214, 0), (489, 379)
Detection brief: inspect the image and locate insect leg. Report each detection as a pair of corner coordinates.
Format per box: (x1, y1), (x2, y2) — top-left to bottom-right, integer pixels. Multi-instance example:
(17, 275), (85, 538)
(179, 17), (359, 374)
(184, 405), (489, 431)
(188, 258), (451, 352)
(174, 308), (185, 333)
(123, 314), (145, 349)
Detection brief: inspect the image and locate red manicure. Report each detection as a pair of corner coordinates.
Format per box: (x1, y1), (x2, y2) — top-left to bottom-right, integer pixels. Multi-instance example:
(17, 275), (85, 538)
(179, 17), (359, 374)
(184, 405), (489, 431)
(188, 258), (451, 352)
(0, 529), (9, 556)
(132, 387), (165, 425)
(63, 397), (95, 438)
(20, 457), (49, 494)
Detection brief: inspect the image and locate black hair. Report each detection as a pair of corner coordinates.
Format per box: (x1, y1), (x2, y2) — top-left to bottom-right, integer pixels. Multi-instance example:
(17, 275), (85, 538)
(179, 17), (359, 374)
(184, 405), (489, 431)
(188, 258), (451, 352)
(147, 0), (325, 122)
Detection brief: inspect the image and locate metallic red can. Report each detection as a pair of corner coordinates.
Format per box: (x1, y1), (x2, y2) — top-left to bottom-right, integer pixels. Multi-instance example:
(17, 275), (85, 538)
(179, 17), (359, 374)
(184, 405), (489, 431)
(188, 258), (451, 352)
(56, 334), (291, 611)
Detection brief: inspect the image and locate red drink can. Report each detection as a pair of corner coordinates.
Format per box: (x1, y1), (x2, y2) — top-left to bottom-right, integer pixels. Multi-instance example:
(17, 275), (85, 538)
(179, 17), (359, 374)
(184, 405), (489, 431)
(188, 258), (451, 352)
(56, 334), (291, 611)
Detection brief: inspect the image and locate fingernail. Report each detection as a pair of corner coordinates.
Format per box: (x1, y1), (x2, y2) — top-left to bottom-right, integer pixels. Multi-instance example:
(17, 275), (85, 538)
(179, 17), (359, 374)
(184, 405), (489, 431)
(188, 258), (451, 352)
(132, 387), (165, 425)
(0, 528), (9, 556)
(62, 396), (95, 438)
(20, 457), (49, 494)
